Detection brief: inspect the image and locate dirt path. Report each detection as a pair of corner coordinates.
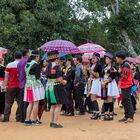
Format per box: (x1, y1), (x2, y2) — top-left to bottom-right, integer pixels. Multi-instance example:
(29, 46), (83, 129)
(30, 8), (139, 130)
(0, 103), (140, 140)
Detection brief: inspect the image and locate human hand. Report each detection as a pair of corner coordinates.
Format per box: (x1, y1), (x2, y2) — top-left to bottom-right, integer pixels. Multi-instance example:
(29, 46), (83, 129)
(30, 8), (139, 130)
(118, 68), (121, 73)
(62, 80), (67, 85)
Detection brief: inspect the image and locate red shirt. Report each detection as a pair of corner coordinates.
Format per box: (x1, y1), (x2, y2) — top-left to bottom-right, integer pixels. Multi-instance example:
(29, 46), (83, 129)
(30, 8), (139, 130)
(5, 60), (20, 88)
(119, 61), (133, 89)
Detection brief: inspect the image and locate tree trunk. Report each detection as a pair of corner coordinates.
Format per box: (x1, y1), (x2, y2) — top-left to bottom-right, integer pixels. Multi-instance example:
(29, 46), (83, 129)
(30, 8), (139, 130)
(110, 0), (116, 14)
(115, 0), (119, 15)
(121, 29), (138, 57)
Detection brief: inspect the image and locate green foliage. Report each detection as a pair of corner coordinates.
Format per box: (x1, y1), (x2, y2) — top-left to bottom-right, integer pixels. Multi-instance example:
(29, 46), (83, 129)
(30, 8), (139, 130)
(0, 0), (72, 55)
(0, 0), (139, 61)
(84, 0), (140, 54)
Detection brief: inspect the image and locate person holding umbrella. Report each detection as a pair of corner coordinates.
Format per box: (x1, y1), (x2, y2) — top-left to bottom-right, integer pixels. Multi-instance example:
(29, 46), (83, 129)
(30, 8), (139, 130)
(46, 50), (67, 128)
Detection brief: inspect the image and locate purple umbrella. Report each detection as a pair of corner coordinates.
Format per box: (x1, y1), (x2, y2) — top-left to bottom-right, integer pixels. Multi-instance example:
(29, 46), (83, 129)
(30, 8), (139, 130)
(40, 39), (81, 54)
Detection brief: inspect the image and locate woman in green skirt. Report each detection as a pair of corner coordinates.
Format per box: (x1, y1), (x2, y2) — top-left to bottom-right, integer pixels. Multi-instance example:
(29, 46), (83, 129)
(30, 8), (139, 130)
(46, 50), (67, 128)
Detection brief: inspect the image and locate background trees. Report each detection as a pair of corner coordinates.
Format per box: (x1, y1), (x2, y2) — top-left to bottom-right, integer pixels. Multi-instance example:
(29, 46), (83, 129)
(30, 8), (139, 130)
(82, 0), (140, 56)
(0, 0), (139, 59)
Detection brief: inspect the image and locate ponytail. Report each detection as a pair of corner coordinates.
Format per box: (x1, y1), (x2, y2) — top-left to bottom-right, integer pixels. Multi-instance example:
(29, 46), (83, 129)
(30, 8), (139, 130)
(46, 61), (52, 78)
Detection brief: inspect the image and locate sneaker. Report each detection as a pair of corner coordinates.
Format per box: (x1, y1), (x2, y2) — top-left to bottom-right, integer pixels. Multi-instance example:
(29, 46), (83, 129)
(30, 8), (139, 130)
(118, 117), (128, 122)
(100, 114), (105, 121)
(91, 112), (100, 120)
(51, 123), (63, 128)
(37, 120), (42, 124)
(65, 113), (74, 116)
(113, 112), (117, 116)
(124, 118), (134, 123)
(24, 120), (32, 126)
(50, 122), (54, 127)
(31, 120), (40, 126)
(90, 112), (96, 119)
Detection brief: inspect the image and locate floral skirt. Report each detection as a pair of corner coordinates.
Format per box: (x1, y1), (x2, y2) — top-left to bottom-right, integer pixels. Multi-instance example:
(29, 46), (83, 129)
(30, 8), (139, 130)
(46, 80), (67, 105)
(24, 81), (45, 102)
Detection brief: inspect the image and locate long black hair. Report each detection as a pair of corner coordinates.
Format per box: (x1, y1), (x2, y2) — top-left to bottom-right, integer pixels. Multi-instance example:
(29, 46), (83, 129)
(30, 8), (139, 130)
(46, 58), (57, 78)
(67, 58), (74, 67)
(27, 56), (36, 62)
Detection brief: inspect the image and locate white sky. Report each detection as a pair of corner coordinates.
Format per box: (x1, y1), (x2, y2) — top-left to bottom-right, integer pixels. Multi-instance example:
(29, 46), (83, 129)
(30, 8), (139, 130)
(69, 0), (92, 19)
(69, 0), (110, 20)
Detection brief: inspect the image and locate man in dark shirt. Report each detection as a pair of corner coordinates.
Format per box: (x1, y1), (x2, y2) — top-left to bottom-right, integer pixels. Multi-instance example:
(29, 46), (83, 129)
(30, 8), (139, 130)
(116, 50), (134, 123)
(74, 56), (85, 115)
(64, 58), (75, 116)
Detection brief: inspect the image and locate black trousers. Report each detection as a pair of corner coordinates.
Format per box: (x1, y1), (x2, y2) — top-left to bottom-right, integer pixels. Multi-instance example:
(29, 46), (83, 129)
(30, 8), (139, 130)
(73, 87), (78, 109)
(75, 84), (85, 113)
(121, 87), (134, 118)
(65, 87), (74, 114)
(19, 88), (28, 122)
(131, 95), (137, 111)
(4, 88), (21, 121)
(84, 95), (93, 111)
(0, 91), (5, 114)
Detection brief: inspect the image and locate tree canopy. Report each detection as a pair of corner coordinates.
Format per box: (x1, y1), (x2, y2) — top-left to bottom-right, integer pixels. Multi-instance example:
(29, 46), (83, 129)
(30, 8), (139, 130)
(0, 0), (140, 58)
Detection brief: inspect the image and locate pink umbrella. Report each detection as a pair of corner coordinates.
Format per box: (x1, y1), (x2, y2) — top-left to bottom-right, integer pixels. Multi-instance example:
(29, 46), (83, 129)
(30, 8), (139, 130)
(78, 43), (105, 53)
(40, 40), (81, 54)
(126, 57), (140, 64)
(82, 51), (105, 59)
(0, 47), (8, 54)
(136, 56), (140, 59)
(0, 47), (8, 59)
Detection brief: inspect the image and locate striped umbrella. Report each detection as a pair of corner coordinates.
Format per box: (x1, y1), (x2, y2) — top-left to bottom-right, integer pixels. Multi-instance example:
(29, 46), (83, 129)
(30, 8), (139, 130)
(78, 43), (105, 53)
(126, 57), (140, 64)
(0, 47), (8, 54)
(0, 47), (8, 59)
(82, 51), (105, 60)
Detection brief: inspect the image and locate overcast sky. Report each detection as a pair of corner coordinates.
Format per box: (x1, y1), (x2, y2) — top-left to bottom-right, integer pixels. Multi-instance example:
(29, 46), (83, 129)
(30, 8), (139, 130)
(69, 0), (110, 20)
(69, 0), (92, 19)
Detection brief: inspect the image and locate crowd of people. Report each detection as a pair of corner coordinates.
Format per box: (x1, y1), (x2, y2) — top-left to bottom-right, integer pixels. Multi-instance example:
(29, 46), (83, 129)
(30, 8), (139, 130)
(0, 48), (139, 128)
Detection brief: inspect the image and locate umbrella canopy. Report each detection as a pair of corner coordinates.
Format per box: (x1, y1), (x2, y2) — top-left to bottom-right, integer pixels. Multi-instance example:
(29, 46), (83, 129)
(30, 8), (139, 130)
(82, 51), (105, 60)
(0, 47), (8, 54)
(126, 57), (140, 64)
(78, 43), (105, 53)
(40, 39), (81, 54)
(0, 47), (8, 59)
(42, 52), (69, 61)
(136, 56), (140, 59)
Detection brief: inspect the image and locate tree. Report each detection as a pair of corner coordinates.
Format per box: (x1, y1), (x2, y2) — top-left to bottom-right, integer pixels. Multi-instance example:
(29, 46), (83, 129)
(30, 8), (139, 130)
(83, 0), (140, 56)
(0, 0), (73, 58)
